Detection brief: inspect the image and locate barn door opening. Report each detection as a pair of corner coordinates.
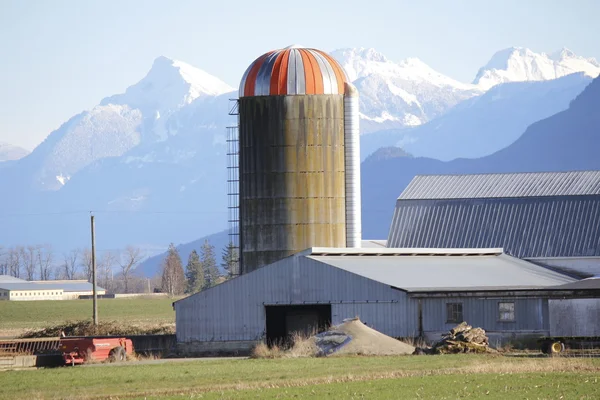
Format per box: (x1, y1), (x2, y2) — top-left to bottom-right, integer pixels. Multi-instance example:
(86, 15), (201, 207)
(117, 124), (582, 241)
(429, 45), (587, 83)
(265, 304), (331, 347)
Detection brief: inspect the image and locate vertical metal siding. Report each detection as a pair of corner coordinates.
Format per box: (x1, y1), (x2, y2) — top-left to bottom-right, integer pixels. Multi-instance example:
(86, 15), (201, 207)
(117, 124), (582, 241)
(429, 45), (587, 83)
(388, 196), (600, 258)
(332, 302), (418, 338)
(549, 299), (600, 336)
(239, 95), (346, 273)
(175, 255), (410, 342)
(420, 297), (548, 333)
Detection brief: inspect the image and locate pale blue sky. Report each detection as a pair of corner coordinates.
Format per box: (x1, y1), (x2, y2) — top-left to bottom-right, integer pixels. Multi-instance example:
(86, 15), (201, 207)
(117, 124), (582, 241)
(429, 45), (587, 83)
(1, 0), (598, 150)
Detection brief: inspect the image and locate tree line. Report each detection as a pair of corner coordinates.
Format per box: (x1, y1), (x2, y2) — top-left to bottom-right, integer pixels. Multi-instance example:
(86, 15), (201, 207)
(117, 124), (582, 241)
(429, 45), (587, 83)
(0, 244), (145, 294)
(160, 240), (239, 296)
(0, 240), (239, 296)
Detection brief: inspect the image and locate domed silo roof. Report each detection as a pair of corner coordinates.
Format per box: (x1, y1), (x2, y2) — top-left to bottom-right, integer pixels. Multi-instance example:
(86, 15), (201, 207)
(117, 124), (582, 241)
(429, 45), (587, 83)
(239, 45), (350, 97)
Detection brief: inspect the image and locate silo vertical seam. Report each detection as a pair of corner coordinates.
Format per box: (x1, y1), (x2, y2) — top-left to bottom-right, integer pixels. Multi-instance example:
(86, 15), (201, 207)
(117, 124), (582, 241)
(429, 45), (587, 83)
(344, 82), (361, 248)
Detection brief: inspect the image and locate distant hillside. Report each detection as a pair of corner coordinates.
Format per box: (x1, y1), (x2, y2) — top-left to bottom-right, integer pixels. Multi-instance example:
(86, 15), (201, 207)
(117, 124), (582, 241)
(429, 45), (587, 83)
(134, 229), (230, 278)
(0, 142), (29, 162)
(361, 76), (600, 240)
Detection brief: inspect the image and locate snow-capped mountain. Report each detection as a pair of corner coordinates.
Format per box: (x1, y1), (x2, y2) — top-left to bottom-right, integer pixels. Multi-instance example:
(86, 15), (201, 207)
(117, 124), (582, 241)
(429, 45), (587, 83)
(401, 72), (593, 160)
(361, 74), (600, 241)
(0, 142), (29, 162)
(1, 46), (599, 258)
(11, 57), (235, 191)
(474, 47), (600, 89)
(331, 48), (483, 132)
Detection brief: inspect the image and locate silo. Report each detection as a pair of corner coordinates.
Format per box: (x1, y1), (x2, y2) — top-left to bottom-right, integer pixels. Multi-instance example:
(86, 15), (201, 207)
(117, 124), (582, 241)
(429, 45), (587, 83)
(238, 45), (361, 274)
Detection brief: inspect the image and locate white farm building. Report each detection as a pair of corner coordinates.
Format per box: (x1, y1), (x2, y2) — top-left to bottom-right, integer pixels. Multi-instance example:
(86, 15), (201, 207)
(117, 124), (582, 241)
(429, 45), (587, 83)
(0, 275), (105, 301)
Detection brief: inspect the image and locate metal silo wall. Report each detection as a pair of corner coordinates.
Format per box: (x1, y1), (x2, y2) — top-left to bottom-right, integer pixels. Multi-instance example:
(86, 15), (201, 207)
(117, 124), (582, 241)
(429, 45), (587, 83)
(239, 95), (346, 273)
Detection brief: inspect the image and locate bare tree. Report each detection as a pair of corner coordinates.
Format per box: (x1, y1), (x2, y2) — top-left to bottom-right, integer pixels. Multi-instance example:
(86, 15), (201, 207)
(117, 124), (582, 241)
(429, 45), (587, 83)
(98, 251), (117, 293)
(21, 246), (37, 280)
(0, 245), (6, 275)
(62, 249), (79, 280)
(8, 247), (22, 278)
(161, 243), (185, 296)
(119, 246), (143, 293)
(80, 248), (93, 281)
(36, 245), (53, 281)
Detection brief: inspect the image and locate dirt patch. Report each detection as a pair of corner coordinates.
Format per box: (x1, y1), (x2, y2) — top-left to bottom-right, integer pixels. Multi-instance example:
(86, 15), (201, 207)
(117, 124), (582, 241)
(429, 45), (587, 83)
(19, 320), (174, 338)
(315, 318), (415, 356)
(252, 318), (415, 358)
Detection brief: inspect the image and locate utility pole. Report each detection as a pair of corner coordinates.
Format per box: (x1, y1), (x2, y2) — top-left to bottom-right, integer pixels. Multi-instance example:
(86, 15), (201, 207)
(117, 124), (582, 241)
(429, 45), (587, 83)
(90, 214), (98, 326)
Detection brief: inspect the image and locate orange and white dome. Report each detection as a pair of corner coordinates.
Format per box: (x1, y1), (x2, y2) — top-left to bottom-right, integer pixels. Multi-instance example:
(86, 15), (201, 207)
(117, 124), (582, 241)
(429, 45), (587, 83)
(239, 45), (349, 97)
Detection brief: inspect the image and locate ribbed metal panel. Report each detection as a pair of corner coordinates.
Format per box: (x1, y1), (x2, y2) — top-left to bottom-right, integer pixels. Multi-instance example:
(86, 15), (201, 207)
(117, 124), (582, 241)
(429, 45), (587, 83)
(400, 171), (600, 200)
(239, 95), (346, 273)
(421, 297), (548, 333)
(549, 299), (600, 336)
(239, 46), (348, 97)
(175, 255), (409, 342)
(344, 83), (361, 248)
(388, 196), (600, 259)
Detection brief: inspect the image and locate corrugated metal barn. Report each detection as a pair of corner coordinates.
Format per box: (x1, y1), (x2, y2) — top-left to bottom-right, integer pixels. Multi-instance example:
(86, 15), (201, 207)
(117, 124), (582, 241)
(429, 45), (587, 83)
(387, 171), (600, 278)
(174, 248), (578, 355)
(548, 278), (600, 337)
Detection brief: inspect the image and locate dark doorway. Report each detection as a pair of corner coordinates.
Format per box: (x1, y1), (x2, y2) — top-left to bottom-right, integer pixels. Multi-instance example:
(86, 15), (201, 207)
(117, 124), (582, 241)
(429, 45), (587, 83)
(265, 304), (331, 347)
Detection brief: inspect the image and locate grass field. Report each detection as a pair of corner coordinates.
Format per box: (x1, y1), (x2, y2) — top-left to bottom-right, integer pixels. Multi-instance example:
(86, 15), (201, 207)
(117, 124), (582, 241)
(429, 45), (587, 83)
(0, 297), (177, 337)
(0, 355), (598, 399)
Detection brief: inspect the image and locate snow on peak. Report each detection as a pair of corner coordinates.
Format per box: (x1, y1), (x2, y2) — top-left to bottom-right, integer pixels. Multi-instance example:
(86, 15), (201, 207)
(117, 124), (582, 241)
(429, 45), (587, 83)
(150, 56), (235, 98)
(331, 47), (474, 90)
(474, 47), (600, 89)
(101, 56), (234, 112)
(330, 47), (391, 81)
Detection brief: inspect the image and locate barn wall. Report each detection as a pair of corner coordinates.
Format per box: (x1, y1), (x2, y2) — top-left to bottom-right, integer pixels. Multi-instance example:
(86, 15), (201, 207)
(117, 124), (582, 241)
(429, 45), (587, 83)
(332, 301), (418, 338)
(420, 296), (549, 343)
(175, 254), (409, 343)
(549, 299), (600, 337)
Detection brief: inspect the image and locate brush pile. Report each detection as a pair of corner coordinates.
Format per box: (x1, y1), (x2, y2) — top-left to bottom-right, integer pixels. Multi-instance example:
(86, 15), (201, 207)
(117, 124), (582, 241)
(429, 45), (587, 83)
(19, 320), (174, 338)
(415, 322), (496, 355)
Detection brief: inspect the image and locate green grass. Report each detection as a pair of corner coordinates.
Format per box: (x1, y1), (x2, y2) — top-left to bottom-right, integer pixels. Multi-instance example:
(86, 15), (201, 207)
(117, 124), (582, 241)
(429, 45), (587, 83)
(0, 297), (177, 336)
(150, 373), (599, 400)
(0, 355), (598, 399)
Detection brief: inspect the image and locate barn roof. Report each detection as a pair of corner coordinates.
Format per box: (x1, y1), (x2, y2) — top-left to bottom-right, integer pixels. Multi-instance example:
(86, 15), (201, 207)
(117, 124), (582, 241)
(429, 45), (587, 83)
(306, 248), (575, 292)
(388, 172), (600, 260)
(399, 171), (600, 200)
(0, 281), (104, 292)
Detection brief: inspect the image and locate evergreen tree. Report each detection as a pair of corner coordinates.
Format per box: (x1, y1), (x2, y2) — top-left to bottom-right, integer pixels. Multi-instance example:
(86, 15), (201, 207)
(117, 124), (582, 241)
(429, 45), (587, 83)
(200, 239), (219, 289)
(161, 243), (186, 296)
(221, 242), (239, 278)
(185, 249), (204, 294)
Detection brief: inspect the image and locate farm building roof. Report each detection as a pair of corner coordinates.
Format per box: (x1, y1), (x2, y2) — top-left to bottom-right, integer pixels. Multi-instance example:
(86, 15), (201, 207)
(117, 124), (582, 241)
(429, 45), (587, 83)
(0, 281), (104, 292)
(387, 172), (600, 259)
(0, 275), (26, 283)
(550, 277), (600, 290)
(399, 171), (600, 200)
(305, 248), (575, 292)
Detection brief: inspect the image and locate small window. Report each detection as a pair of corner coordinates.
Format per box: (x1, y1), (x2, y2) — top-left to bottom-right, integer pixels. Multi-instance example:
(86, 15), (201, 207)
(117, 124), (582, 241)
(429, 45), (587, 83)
(446, 303), (463, 323)
(499, 302), (515, 321)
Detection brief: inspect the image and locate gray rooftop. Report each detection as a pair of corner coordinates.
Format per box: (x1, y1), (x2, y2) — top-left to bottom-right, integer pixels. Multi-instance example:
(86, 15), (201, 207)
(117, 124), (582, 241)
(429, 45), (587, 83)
(399, 171), (600, 200)
(550, 277), (600, 290)
(0, 275), (26, 283)
(0, 281), (105, 292)
(308, 251), (575, 292)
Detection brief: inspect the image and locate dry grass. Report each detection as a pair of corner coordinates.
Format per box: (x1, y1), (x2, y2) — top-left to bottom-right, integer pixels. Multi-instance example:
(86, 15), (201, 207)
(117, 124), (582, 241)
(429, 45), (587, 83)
(251, 331), (319, 359)
(396, 336), (428, 348)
